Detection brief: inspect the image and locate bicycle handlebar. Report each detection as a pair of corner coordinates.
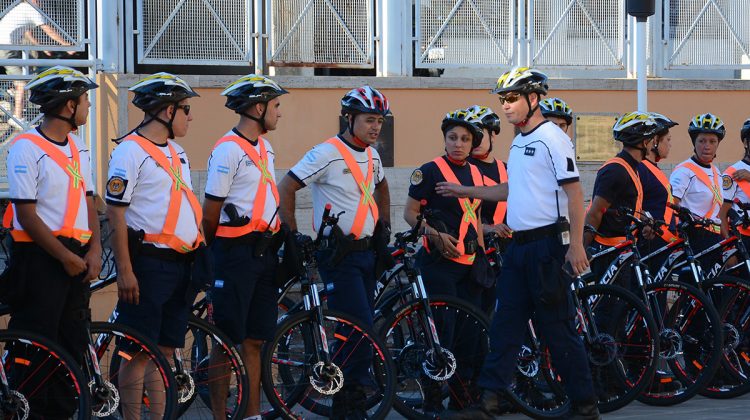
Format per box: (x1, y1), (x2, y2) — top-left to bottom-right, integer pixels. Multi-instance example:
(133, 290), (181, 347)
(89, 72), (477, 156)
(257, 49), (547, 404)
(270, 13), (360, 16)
(394, 200), (428, 248)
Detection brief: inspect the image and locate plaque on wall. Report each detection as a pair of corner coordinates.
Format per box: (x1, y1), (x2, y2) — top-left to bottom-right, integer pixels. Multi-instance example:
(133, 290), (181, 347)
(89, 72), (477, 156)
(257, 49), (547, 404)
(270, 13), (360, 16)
(574, 113), (620, 162)
(338, 115), (394, 167)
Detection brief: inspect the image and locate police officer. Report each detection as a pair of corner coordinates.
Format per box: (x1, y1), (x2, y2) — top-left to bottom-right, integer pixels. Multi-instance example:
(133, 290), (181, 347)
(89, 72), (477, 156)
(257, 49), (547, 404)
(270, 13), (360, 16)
(669, 113), (726, 271)
(405, 108), (486, 414)
(3, 65), (100, 417)
(278, 86), (392, 419)
(584, 112), (661, 281)
(202, 74), (287, 420)
(440, 67), (598, 420)
(637, 112), (679, 266)
(540, 97), (574, 134)
(719, 118), (750, 246)
(106, 73), (202, 417)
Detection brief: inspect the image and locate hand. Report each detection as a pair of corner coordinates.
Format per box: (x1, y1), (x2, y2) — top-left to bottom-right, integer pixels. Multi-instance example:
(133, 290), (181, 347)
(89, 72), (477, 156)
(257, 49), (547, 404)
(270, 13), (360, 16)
(720, 222), (730, 239)
(117, 270), (140, 305)
(430, 231), (461, 259)
(564, 243), (590, 276)
(83, 248), (102, 282)
(641, 225), (656, 241)
(732, 169), (750, 182)
(493, 223), (513, 238)
(61, 251), (87, 277)
(435, 182), (468, 198)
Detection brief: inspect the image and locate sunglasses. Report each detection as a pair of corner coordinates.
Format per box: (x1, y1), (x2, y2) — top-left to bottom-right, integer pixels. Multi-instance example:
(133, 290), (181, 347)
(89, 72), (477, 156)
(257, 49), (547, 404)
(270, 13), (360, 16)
(176, 104), (191, 115)
(498, 93), (521, 105)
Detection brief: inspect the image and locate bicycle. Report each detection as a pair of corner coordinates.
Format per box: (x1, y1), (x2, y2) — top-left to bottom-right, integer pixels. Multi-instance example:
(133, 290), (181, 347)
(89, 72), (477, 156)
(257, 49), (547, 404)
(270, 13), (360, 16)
(260, 204), (396, 419)
(376, 203), (491, 419)
(585, 207), (723, 406)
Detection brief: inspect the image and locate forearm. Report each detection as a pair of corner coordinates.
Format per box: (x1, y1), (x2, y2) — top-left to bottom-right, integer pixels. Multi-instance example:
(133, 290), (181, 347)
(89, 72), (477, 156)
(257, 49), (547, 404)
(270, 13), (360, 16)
(86, 196), (101, 256)
(201, 199), (223, 245)
(41, 24), (70, 46)
(476, 184), (508, 201)
(564, 185), (586, 248)
(278, 177), (300, 231)
(106, 207), (133, 275)
(16, 206), (75, 262)
(374, 179), (391, 225)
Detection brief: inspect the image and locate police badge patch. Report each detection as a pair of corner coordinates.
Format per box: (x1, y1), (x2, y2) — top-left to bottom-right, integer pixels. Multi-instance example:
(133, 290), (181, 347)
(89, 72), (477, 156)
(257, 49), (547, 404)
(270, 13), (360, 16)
(106, 176), (128, 199)
(410, 169), (423, 186)
(723, 174), (734, 190)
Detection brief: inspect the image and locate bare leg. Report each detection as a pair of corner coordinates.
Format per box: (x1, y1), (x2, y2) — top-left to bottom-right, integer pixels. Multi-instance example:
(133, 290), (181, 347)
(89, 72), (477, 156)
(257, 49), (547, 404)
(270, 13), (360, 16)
(117, 350), (169, 420)
(208, 343), (231, 418)
(244, 338), (263, 417)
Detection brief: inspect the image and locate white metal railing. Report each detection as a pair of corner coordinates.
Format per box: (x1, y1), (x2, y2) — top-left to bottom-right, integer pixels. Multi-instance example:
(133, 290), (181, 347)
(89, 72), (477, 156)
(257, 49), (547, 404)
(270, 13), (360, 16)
(664, 0), (750, 69)
(136, 0), (253, 66)
(0, 0), (97, 197)
(266, 0), (375, 68)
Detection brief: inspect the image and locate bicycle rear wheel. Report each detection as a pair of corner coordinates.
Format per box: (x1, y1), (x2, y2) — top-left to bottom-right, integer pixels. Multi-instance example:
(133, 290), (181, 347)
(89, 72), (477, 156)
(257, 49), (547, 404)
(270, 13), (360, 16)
(700, 275), (750, 398)
(577, 284), (659, 413)
(175, 315), (249, 419)
(90, 321), (178, 419)
(378, 294), (490, 419)
(0, 329), (90, 419)
(637, 281), (723, 405)
(261, 309), (396, 420)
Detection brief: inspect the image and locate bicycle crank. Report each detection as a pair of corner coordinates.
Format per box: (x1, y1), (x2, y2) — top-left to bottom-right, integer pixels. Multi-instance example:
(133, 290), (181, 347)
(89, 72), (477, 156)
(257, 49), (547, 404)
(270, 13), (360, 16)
(588, 333), (618, 366)
(309, 361), (344, 395)
(422, 347), (457, 381)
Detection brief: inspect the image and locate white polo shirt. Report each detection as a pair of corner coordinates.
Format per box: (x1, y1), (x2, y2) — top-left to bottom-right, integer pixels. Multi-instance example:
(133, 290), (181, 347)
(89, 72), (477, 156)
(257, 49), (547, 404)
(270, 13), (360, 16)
(289, 136), (385, 236)
(6, 128), (93, 233)
(670, 157), (722, 223)
(722, 160), (750, 208)
(205, 130), (279, 226)
(105, 136), (199, 248)
(506, 121), (580, 231)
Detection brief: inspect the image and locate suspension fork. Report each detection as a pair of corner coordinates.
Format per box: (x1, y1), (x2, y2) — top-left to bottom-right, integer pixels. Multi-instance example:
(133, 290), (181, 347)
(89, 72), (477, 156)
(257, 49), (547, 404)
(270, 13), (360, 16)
(571, 279), (598, 344)
(302, 270), (332, 365)
(634, 264), (666, 330)
(409, 268), (442, 351)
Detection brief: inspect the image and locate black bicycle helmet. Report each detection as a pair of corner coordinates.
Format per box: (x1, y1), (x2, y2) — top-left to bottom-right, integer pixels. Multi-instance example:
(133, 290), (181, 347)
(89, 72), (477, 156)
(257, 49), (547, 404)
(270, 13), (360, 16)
(128, 72), (199, 139)
(540, 97), (573, 125)
(441, 108), (484, 148)
(741, 118), (750, 142)
(26, 65), (98, 128)
(613, 111), (660, 146)
(221, 74), (288, 132)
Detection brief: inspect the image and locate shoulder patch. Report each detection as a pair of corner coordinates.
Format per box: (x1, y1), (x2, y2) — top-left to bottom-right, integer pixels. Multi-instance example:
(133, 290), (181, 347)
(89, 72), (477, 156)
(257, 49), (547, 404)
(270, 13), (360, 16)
(410, 169), (423, 186)
(106, 176), (128, 199)
(723, 174), (734, 190)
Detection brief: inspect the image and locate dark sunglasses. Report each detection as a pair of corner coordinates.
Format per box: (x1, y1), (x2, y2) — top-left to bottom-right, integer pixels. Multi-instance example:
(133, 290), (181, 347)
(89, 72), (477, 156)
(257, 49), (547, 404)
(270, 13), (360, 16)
(175, 104), (191, 115)
(498, 93), (521, 105)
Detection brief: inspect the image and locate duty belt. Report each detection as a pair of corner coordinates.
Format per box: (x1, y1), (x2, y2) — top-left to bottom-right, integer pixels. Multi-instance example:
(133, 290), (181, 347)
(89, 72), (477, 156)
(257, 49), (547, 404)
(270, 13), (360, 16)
(512, 223), (559, 245)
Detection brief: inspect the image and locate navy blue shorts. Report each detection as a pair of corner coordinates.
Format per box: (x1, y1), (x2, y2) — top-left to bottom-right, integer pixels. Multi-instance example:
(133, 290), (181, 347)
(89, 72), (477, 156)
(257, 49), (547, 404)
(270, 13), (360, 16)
(207, 239), (279, 343)
(115, 254), (192, 348)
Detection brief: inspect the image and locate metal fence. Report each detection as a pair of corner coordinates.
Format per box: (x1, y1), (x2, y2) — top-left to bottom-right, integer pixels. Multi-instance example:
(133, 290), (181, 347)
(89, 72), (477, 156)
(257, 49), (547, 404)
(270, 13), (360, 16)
(664, 0), (750, 69)
(0, 0), (97, 197)
(415, 0), (515, 68)
(266, 0), (375, 68)
(136, 0), (253, 66)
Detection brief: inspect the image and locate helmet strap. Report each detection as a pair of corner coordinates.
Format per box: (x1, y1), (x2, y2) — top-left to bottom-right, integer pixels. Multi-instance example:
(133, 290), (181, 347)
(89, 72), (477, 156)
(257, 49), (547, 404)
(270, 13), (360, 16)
(345, 114), (369, 148)
(47, 99), (79, 130)
(512, 93), (538, 127)
(241, 102), (268, 134)
(140, 104), (175, 139)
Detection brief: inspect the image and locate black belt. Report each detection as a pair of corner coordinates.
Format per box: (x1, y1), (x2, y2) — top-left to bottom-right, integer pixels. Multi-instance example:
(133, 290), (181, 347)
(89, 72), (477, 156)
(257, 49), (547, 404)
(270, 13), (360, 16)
(349, 236), (373, 252)
(140, 244), (194, 262)
(217, 231), (266, 246)
(512, 223), (558, 245)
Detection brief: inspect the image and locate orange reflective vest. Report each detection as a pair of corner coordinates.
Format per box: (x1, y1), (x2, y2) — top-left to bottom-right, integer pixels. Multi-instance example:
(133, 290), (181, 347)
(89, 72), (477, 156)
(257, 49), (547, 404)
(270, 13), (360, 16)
(212, 135), (280, 238)
(124, 135), (203, 253)
(724, 166), (750, 236)
(675, 161), (721, 233)
(480, 160), (508, 225)
(325, 138), (379, 239)
(2, 133), (92, 244)
(641, 160), (678, 242)
(593, 157), (642, 246)
(431, 158), (483, 265)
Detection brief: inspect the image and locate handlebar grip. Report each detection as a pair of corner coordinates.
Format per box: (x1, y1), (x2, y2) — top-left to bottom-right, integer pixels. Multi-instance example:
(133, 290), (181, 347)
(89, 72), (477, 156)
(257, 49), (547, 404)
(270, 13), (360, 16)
(321, 203), (332, 222)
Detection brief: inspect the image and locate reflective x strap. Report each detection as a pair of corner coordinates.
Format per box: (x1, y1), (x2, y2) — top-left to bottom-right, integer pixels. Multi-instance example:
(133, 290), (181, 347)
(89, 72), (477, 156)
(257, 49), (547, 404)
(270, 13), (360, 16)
(462, 199), (479, 223)
(66, 161), (84, 189)
(360, 180), (376, 207)
(258, 158), (273, 184)
(170, 165), (187, 192)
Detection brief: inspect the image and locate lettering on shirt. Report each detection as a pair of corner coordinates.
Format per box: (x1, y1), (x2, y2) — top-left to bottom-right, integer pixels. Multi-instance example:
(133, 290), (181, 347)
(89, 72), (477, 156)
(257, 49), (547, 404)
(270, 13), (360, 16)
(524, 147), (536, 156)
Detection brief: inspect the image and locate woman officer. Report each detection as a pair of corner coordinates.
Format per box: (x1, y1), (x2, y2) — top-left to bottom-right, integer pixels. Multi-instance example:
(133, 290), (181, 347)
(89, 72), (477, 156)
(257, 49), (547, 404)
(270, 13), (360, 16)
(403, 108), (487, 415)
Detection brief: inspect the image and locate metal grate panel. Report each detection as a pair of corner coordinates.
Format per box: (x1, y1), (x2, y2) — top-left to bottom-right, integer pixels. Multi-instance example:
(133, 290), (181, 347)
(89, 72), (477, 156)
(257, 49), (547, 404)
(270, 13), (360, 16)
(0, 0), (84, 51)
(665, 0), (750, 68)
(138, 0), (252, 66)
(0, 78), (45, 192)
(530, 0), (625, 68)
(416, 0), (514, 68)
(267, 0), (375, 67)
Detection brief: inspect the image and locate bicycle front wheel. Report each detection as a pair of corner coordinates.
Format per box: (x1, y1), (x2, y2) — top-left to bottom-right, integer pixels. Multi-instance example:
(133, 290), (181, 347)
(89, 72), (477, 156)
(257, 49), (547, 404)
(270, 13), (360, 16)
(378, 294), (490, 419)
(261, 309), (396, 420)
(0, 329), (91, 419)
(90, 321), (178, 419)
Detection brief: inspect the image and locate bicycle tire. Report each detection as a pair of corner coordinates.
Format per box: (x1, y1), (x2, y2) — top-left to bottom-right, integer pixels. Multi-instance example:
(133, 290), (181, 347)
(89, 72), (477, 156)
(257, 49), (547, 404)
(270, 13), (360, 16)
(576, 283), (659, 413)
(175, 315), (249, 419)
(637, 281), (723, 406)
(377, 294), (490, 419)
(700, 275), (750, 399)
(0, 329), (91, 419)
(261, 309), (396, 420)
(90, 321), (178, 419)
